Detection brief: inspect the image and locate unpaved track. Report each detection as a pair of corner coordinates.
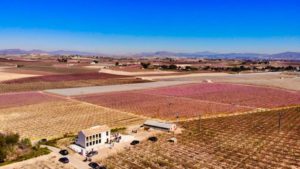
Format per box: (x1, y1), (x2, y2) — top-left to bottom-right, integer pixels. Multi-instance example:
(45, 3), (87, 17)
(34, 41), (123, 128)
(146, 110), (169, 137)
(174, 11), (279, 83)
(45, 81), (193, 96)
(99, 68), (176, 76)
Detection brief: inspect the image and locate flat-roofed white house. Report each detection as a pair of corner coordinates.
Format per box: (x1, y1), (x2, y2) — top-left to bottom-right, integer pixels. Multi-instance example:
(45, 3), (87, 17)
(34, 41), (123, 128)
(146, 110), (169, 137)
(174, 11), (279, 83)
(75, 125), (111, 149)
(143, 120), (177, 132)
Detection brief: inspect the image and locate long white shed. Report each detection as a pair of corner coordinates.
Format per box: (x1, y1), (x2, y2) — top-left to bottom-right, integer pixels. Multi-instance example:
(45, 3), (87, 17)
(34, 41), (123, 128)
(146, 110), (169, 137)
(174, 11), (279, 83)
(143, 120), (177, 132)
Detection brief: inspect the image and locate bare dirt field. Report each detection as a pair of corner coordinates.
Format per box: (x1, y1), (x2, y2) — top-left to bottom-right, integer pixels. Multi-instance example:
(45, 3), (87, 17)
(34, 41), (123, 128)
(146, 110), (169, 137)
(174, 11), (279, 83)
(0, 72), (39, 82)
(1, 153), (76, 169)
(2, 67), (56, 75)
(0, 78), (148, 94)
(216, 76), (300, 91)
(2, 72), (126, 84)
(145, 72), (300, 91)
(0, 99), (144, 140)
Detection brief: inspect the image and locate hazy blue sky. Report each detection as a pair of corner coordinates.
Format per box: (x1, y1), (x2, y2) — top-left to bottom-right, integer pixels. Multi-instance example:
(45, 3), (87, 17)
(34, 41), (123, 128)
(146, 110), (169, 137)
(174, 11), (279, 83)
(0, 0), (299, 54)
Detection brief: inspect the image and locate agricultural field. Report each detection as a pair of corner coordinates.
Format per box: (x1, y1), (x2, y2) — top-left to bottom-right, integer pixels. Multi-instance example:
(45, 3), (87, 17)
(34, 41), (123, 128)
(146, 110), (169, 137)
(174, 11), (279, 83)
(1, 72), (126, 84)
(0, 91), (62, 109)
(0, 72), (39, 82)
(0, 99), (143, 140)
(148, 72), (300, 91)
(141, 83), (300, 108)
(76, 83), (300, 119)
(0, 61), (150, 93)
(102, 107), (300, 169)
(0, 78), (147, 94)
(76, 91), (251, 119)
(46, 81), (189, 97)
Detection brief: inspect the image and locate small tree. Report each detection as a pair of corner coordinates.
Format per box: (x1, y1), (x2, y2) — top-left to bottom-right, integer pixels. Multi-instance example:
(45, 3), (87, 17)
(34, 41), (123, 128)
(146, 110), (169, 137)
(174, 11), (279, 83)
(169, 64), (177, 70)
(115, 62), (119, 66)
(19, 138), (32, 149)
(0, 148), (7, 163)
(5, 133), (19, 145)
(141, 62), (151, 69)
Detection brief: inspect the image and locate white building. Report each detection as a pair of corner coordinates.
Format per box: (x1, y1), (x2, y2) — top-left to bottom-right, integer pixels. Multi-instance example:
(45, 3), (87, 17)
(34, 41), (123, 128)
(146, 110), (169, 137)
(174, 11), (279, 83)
(143, 120), (177, 132)
(76, 125), (111, 149)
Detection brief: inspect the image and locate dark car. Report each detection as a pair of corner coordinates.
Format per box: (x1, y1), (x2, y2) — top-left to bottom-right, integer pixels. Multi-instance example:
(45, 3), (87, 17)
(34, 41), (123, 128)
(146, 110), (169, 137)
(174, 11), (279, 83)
(130, 140), (140, 145)
(148, 136), (158, 142)
(59, 149), (69, 156)
(39, 138), (48, 143)
(89, 162), (100, 169)
(89, 162), (107, 169)
(59, 157), (69, 164)
(87, 150), (98, 157)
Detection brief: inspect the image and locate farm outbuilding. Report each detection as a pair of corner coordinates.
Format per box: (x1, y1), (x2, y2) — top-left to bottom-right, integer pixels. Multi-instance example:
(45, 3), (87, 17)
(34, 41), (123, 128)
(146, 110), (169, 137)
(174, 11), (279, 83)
(143, 120), (177, 132)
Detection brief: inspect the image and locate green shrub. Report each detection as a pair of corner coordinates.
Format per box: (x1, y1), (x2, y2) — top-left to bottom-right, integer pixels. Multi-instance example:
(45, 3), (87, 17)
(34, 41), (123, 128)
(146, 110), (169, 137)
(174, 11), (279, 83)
(111, 127), (127, 133)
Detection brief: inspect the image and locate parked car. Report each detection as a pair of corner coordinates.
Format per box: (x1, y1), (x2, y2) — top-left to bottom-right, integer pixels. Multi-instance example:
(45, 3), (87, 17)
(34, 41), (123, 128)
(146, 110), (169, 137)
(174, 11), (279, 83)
(168, 137), (177, 143)
(59, 157), (69, 164)
(39, 138), (47, 143)
(130, 140), (140, 145)
(87, 150), (98, 157)
(89, 162), (100, 169)
(148, 136), (158, 142)
(59, 149), (69, 156)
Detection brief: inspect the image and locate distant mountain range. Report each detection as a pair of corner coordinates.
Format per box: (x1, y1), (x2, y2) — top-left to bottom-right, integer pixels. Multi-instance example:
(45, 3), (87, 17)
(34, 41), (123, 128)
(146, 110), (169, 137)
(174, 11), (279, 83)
(0, 49), (300, 60)
(138, 51), (300, 60)
(0, 49), (99, 56)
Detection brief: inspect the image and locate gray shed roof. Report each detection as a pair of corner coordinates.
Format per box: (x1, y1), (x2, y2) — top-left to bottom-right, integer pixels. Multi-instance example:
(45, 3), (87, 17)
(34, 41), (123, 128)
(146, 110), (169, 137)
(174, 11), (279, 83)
(144, 120), (175, 129)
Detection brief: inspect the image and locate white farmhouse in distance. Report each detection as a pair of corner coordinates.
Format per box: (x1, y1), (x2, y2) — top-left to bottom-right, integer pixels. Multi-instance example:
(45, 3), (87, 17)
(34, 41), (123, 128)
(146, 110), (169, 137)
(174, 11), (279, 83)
(76, 125), (111, 149)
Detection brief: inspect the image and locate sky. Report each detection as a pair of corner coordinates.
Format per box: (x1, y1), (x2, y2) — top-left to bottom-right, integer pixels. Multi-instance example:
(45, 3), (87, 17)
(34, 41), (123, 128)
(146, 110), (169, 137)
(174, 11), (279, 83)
(0, 0), (300, 54)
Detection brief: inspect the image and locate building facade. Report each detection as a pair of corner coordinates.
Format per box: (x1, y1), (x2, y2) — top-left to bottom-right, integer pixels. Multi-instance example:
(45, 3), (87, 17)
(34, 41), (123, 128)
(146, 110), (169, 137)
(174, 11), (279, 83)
(76, 125), (111, 149)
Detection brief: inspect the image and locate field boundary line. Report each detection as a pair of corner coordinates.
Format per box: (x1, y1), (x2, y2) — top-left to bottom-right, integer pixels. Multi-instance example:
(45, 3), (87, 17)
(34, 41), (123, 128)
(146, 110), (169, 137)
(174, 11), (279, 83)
(41, 90), (300, 123)
(171, 105), (300, 122)
(132, 90), (257, 109)
(42, 90), (150, 122)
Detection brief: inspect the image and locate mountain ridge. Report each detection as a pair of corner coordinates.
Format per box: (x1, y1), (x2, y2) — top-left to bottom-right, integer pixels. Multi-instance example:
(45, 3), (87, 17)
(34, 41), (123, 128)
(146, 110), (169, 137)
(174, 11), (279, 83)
(0, 49), (299, 60)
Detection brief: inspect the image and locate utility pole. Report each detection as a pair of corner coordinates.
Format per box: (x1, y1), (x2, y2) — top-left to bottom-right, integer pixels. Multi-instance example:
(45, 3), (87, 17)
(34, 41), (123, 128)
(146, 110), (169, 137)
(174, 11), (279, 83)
(278, 112), (282, 132)
(168, 103), (172, 114)
(198, 114), (201, 132)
